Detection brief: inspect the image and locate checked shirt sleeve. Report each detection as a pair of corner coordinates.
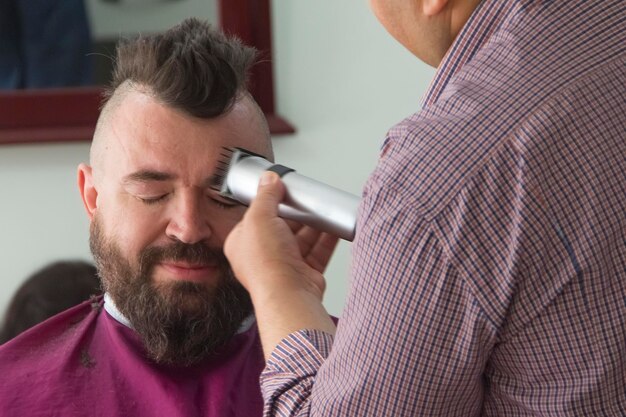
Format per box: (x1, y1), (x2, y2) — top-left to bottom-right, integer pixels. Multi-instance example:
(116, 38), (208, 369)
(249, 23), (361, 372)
(260, 330), (334, 417)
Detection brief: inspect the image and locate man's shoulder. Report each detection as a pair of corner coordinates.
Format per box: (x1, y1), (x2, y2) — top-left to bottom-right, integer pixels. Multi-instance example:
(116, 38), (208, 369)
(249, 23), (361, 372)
(0, 298), (104, 413)
(0, 298), (102, 395)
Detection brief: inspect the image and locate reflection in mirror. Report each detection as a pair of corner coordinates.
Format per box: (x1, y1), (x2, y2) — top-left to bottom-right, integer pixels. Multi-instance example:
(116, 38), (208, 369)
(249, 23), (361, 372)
(0, 0), (217, 90)
(0, 0), (93, 89)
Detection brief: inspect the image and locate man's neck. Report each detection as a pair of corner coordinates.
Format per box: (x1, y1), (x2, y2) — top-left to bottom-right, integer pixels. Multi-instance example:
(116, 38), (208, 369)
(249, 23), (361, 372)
(103, 293), (133, 328)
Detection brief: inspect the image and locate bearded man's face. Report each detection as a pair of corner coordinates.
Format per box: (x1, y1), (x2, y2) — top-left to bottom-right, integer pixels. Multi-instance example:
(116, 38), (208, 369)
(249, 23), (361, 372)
(90, 215), (252, 366)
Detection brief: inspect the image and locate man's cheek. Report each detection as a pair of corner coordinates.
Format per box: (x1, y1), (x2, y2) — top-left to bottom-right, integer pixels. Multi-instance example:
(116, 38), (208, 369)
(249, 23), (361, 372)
(118, 217), (165, 254)
(219, 211), (247, 239)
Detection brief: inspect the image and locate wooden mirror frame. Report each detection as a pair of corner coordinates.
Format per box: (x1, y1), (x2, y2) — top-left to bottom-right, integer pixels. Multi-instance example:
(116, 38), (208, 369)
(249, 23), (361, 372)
(0, 0), (294, 146)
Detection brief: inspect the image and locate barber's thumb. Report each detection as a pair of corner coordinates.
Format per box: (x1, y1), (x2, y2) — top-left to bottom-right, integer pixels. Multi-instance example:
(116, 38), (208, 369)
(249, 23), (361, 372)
(252, 171), (285, 217)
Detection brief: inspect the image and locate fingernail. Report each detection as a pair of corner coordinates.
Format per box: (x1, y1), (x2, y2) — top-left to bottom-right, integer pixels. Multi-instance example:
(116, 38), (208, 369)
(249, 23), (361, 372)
(259, 171), (275, 186)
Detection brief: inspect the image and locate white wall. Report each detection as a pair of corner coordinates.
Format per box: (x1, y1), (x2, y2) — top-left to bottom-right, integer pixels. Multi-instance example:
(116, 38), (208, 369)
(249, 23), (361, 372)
(0, 1), (434, 319)
(0, 143), (93, 314)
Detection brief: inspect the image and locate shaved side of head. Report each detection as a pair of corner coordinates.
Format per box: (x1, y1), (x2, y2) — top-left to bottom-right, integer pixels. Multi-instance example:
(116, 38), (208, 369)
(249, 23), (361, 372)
(90, 81), (137, 181)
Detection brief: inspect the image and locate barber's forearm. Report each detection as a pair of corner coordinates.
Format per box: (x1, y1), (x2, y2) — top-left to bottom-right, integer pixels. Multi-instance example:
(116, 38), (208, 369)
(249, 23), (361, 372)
(251, 287), (336, 360)
(223, 172), (337, 358)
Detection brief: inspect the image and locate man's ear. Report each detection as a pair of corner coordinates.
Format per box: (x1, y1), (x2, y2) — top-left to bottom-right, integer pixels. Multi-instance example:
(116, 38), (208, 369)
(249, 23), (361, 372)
(78, 163), (98, 221)
(423, 0), (448, 16)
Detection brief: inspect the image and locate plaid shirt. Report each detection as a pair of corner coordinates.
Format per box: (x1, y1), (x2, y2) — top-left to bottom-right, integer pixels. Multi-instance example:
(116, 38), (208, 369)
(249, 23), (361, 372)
(261, 0), (626, 415)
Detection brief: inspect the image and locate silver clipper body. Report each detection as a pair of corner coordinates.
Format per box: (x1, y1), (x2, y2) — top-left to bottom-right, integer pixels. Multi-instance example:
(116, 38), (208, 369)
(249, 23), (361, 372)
(215, 148), (360, 241)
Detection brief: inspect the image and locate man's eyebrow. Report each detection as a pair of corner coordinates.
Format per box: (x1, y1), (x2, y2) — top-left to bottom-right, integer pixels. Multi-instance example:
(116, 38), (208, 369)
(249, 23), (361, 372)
(122, 170), (176, 183)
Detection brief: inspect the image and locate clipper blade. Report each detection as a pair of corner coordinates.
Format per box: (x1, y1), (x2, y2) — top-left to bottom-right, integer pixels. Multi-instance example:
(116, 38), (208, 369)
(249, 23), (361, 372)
(212, 147), (252, 199)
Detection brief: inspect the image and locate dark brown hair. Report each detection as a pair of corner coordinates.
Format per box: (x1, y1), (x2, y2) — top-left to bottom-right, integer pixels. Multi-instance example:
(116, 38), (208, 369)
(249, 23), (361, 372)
(104, 18), (257, 118)
(0, 260), (102, 344)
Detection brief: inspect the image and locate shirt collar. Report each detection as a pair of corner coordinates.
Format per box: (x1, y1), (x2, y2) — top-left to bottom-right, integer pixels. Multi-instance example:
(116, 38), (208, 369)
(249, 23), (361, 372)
(103, 292), (256, 334)
(421, 0), (519, 108)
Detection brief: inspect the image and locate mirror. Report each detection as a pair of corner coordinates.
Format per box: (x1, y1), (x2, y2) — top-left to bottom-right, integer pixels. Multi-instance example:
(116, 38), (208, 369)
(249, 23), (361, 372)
(0, 0), (294, 145)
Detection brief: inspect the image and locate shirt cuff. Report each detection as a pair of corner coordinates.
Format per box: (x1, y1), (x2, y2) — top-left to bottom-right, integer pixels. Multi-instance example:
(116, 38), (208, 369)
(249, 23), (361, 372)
(260, 329), (334, 412)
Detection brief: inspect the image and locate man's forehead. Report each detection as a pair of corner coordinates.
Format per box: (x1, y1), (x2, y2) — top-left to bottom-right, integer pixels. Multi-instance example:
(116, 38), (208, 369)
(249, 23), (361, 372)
(93, 88), (272, 177)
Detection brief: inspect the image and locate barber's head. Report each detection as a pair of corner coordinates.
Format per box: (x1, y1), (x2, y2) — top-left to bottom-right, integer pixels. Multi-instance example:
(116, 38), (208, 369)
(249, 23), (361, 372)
(77, 18), (272, 366)
(368, 0), (482, 67)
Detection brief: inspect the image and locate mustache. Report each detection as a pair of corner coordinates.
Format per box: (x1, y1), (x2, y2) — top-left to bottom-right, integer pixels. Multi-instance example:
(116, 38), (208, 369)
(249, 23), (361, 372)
(138, 242), (228, 274)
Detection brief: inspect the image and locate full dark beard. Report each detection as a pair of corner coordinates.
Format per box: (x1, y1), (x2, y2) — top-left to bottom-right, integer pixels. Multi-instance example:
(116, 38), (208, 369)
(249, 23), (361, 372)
(89, 215), (253, 366)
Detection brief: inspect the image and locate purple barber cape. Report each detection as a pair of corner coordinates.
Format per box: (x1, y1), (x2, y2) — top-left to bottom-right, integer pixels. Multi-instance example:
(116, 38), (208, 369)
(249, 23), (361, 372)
(0, 296), (265, 417)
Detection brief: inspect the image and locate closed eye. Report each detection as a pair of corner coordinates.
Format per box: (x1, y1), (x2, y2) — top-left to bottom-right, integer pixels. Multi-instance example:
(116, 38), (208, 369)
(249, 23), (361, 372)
(210, 196), (240, 209)
(138, 195), (169, 205)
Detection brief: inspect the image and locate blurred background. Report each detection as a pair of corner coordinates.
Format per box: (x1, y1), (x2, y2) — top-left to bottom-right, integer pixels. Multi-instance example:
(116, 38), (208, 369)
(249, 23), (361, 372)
(0, 0), (434, 318)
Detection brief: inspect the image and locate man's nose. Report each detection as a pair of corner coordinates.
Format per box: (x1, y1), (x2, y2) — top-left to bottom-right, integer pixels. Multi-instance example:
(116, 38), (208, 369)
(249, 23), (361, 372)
(165, 192), (212, 244)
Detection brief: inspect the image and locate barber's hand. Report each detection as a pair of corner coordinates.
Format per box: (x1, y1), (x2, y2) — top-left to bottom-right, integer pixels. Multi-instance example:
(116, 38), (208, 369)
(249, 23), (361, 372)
(225, 172), (337, 358)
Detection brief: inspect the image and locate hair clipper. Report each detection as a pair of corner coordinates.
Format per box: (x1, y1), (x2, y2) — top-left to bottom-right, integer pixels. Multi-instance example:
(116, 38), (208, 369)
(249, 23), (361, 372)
(213, 147), (360, 241)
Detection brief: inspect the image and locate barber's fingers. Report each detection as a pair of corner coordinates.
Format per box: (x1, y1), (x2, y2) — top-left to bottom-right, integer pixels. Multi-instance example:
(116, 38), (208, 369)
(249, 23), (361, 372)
(297, 227), (339, 274)
(249, 171), (285, 219)
(285, 219), (304, 234)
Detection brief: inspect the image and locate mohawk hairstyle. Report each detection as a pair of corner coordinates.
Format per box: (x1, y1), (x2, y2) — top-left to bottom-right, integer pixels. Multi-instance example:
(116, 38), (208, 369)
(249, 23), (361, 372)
(103, 18), (257, 118)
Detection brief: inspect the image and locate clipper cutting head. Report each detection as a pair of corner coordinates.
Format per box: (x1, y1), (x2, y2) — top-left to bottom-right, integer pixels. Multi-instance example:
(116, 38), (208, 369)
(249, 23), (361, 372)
(212, 147), (249, 197)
